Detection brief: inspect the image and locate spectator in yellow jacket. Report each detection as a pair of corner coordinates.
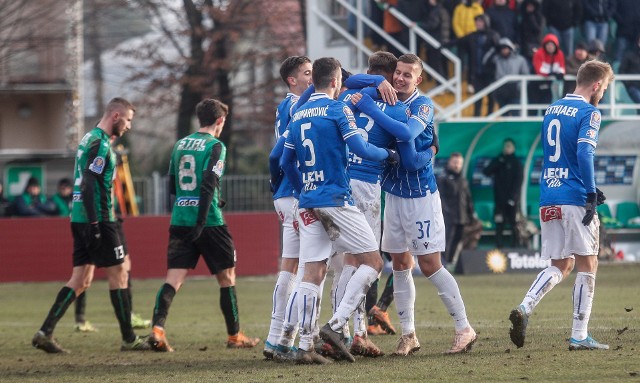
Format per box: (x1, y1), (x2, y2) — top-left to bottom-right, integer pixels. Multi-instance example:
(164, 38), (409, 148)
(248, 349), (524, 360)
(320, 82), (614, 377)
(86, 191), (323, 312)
(452, 0), (484, 38)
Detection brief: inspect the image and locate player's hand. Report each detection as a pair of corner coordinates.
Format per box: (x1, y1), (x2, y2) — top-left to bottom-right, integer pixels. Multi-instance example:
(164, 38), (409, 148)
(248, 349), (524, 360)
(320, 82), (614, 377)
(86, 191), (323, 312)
(431, 132), (440, 154)
(385, 148), (400, 166)
(350, 92), (363, 105)
(553, 72), (564, 81)
(377, 80), (397, 105)
(596, 187), (606, 206)
(582, 192), (597, 226)
(188, 224), (204, 242)
(270, 170), (284, 194)
(88, 222), (101, 250)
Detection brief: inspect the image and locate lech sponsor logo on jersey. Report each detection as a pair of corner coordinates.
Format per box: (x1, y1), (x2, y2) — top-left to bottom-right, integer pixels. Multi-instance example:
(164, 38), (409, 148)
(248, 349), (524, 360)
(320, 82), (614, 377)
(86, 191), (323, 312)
(89, 156), (105, 174)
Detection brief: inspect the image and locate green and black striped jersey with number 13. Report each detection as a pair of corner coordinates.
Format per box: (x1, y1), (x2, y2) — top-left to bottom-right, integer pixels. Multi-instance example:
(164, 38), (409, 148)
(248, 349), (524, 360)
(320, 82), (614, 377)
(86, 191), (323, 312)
(71, 127), (117, 223)
(169, 132), (226, 227)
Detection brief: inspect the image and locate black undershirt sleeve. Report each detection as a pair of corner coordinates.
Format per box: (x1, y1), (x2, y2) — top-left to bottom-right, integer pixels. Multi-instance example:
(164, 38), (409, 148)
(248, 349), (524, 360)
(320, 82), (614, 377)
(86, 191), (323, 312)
(195, 143), (223, 226)
(81, 140), (102, 223)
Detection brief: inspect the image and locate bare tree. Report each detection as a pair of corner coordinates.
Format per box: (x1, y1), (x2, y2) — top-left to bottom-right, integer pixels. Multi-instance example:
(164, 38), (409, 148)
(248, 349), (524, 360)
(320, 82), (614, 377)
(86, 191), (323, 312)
(120, 0), (305, 172)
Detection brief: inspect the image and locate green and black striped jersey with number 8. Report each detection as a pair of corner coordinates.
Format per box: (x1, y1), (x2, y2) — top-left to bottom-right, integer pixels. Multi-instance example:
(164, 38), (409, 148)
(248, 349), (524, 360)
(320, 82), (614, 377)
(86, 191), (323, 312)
(71, 127), (117, 223)
(169, 132), (226, 227)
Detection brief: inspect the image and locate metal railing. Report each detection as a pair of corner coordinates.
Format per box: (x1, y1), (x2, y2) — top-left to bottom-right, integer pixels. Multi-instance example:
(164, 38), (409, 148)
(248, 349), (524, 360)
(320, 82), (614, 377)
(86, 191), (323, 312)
(438, 73), (640, 121)
(137, 174), (273, 215)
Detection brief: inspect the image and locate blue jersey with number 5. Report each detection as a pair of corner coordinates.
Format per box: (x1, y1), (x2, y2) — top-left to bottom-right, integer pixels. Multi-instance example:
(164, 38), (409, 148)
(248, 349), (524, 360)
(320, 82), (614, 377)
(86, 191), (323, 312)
(284, 93), (360, 208)
(339, 89), (409, 184)
(540, 94), (600, 207)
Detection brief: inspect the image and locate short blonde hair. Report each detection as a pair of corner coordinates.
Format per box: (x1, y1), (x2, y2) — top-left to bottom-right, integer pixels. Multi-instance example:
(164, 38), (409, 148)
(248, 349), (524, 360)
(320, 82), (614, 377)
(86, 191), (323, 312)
(576, 60), (614, 88)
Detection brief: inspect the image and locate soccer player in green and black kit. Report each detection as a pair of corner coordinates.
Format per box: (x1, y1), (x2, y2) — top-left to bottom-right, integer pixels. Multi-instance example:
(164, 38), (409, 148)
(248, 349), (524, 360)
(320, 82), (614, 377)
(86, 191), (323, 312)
(32, 97), (150, 353)
(149, 98), (259, 352)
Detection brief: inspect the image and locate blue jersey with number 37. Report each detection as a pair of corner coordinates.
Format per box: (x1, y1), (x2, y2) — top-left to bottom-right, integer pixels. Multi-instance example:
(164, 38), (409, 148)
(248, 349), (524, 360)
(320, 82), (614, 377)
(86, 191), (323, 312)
(284, 93), (360, 208)
(540, 94), (600, 207)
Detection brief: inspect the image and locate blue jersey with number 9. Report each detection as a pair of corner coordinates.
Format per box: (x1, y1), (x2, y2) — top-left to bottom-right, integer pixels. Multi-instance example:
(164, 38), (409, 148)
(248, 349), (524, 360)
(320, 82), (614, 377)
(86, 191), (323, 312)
(284, 93), (360, 208)
(540, 94), (600, 207)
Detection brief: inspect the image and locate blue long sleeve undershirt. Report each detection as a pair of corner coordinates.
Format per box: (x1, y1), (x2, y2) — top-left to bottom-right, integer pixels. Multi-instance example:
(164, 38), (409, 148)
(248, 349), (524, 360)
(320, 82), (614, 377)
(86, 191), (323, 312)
(577, 142), (596, 193)
(354, 93), (423, 141)
(280, 146), (303, 194)
(398, 141), (434, 171)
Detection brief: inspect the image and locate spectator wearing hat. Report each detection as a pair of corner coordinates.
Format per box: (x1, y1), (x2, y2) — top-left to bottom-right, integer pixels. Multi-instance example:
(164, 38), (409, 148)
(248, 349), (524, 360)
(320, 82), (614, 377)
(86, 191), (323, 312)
(10, 177), (56, 217)
(491, 37), (530, 116)
(529, 33), (565, 115)
(582, 0), (615, 47)
(564, 41), (591, 93)
(619, 34), (640, 115)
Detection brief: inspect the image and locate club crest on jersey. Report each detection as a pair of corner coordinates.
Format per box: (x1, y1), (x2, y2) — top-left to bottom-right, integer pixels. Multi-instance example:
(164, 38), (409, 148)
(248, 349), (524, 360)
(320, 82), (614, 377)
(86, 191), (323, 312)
(299, 210), (318, 226)
(589, 111), (601, 129)
(212, 160), (224, 177)
(541, 206), (562, 222)
(89, 156), (105, 174)
(418, 105), (431, 121)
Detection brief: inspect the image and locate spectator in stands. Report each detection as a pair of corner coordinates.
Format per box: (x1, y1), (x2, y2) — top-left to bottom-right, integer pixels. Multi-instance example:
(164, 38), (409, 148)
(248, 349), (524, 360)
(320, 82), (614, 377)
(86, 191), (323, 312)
(492, 37), (530, 116)
(542, 0), (582, 58)
(529, 33), (565, 115)
(587, 39), (606, 62)
(49, 178), (73, 217)
(453, 14), (499, 116)
(422, 0), (451, 79)
(582, 0), (615, 48)
(483, 138), (523, 248)
(437, 153), (478, 266)
(619, 34), (640, 115)
(564, 41), (590, 93)
(0, 183), (9, 217)
(485, 0), (518, 44)
(397, 0), (430, 55)
(370, 0), (387, 47)
(613, 0), (640, 64)
(518, 0), (545, 68)
(10, 177), (56, 217)
(381, 0), (404, 57)
(452, 0), (484, 39)
(452, 0), (483, 81)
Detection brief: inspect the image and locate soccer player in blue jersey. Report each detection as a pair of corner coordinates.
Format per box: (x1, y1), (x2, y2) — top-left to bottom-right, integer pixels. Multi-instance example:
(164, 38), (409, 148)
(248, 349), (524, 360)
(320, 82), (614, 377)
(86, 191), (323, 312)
(263, 56), (312, 360)
(509, 60), (614, 351)
(331, 51), (411, 357)
(348, 53), (477, 356)
(280, 57), (398, 364)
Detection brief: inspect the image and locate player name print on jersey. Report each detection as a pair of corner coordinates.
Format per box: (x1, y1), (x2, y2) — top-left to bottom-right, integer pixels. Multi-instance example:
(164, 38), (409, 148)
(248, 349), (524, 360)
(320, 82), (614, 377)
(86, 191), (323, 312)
(177, 137), (207, 151)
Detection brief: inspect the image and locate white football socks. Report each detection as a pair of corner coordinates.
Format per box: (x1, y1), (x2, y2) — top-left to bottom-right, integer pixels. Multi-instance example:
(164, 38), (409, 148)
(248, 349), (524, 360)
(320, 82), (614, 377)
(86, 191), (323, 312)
(278, 262), (304, 348)
(297, 281), (320, 352)
(428, 266), (470, 331)
(572, 272), (596, 340)
(393, 268), (416, 335)
(329, 264), (378, 332)
(266, 271), (295, 345)
(521, 265), (563, 316)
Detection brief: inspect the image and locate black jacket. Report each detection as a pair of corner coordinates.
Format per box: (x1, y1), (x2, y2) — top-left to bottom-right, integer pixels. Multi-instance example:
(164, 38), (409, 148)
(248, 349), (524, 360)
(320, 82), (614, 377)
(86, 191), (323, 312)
(483, 153), (523, 205)
(486, 4), (518, 43)
(614, 0), (640, 40)
(582, 0), (616, 23)
(542, 0), (582, 31)
(437, 168), (475, 225)
(519, 0), (545, 59)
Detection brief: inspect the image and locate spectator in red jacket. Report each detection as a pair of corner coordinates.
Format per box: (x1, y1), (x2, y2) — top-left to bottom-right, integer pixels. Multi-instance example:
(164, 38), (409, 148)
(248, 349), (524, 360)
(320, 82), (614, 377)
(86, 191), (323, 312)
(529, 33), (565, 115)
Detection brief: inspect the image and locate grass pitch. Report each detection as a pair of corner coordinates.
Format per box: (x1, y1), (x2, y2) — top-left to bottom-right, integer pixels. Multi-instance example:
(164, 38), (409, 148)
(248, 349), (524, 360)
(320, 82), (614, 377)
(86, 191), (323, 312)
(0, 263), (638, 382)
